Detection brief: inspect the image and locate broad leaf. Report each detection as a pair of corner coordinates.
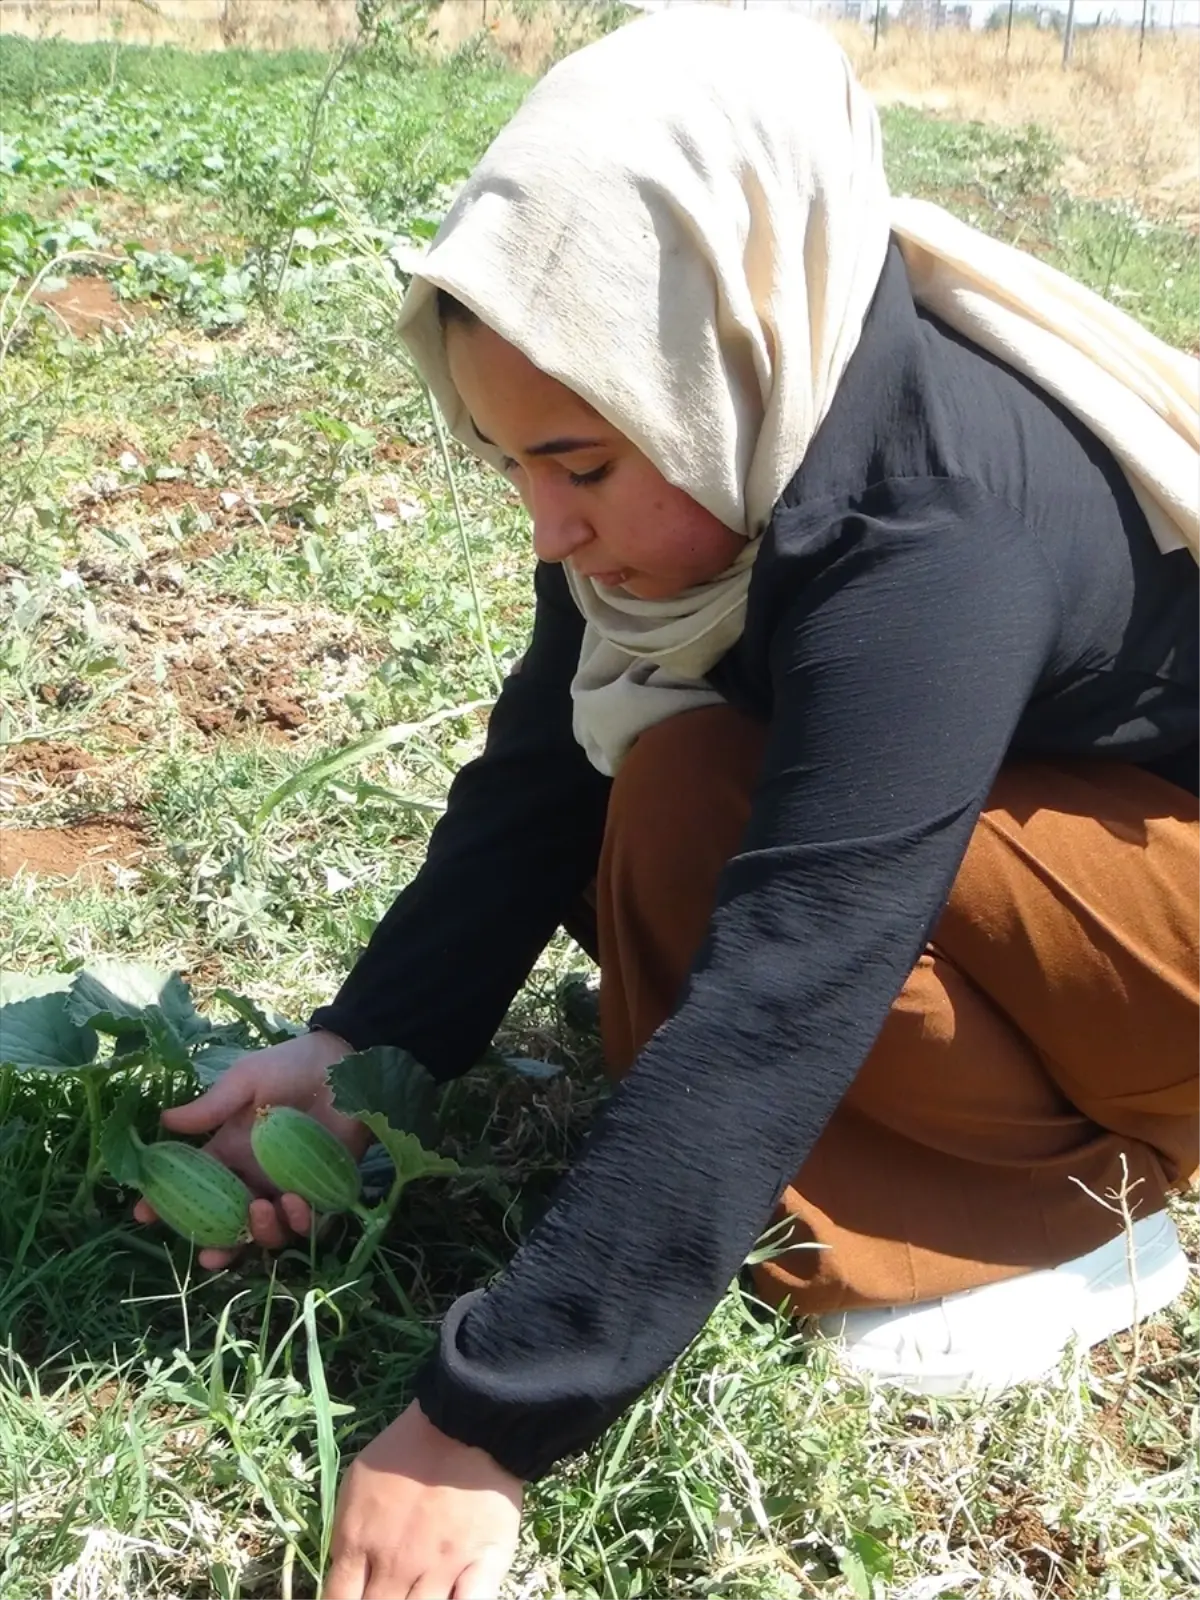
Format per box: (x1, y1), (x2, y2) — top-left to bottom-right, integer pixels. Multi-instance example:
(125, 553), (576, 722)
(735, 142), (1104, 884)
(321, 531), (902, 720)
(191, 1042), (254, 1086)
(840, 1530), (894, 1600)
(329, 1047), (439, 1145)
(100, 1090), (147, 1189)
(68, 960), (208, 1045)
(143, 1012), (192, 1074)
(355, 1116), (460, 1189)
(0, 990), (99, 1072)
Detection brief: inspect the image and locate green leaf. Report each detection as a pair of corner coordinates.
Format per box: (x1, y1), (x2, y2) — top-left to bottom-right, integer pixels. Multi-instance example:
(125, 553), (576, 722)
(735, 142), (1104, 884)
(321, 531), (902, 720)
(356, 1116), (460, 1187)
(100, 1089), (146, 1188)
(191, 1042), (252, 1086)
(67, 961), (209, 1069)
(213, 988), (303, 1045)
(329, 1046), (439, 1146)
(0, 990), (99, 1072)
(840, 1531), (894, 1600)
(143, 1012), (191, 1073)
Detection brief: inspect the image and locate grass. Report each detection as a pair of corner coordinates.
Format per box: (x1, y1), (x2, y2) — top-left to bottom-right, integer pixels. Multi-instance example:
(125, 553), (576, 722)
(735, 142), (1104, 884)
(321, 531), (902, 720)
(1, 11), (1198, 1599)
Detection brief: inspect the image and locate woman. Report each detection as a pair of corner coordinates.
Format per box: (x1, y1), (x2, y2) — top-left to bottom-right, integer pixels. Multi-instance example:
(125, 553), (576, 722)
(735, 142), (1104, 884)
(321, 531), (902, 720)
(137, 10), (1199, 1597)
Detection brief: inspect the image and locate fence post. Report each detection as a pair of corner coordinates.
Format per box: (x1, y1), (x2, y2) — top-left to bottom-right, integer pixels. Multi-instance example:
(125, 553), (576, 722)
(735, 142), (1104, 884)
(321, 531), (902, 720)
(1061, 0), (1077, 68)
(1139, 0), (1149, 60)
(1005, 0), (1015, 55)
(873, 0), (882, 50)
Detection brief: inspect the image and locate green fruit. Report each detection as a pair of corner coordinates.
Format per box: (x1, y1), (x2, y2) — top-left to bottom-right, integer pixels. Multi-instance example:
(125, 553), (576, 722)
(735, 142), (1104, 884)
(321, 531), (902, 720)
(250, 1105), (362, 1214)
(139, 1140), (252, 1248)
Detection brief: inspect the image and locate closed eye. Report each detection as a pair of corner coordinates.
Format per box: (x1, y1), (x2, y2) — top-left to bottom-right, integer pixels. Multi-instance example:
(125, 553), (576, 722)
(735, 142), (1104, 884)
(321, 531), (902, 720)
(500, 456), (611, 489)
(567, 464), (611, 487)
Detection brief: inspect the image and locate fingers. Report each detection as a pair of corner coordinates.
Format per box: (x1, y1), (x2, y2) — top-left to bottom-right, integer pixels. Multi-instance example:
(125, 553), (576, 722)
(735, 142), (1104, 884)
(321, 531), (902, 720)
(159, 1056), (263, 1134)
(279, 1191), (315, 1235)
(454, 1558), (510, 1600)
(323, 1551), (368, 1600)
(139, 1194), (308, 1269)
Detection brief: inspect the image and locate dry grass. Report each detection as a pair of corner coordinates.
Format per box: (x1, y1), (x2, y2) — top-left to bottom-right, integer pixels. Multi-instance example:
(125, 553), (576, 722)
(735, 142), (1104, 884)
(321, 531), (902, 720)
(832, 19), (1200, 218)
(0, 0), (361, 52)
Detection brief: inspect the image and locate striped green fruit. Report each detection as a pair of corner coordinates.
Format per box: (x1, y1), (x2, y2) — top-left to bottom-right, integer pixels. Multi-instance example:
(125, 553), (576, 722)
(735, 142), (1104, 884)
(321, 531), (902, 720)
(139, 1140), (252, 1248)
(250, 1105), (362, 1214)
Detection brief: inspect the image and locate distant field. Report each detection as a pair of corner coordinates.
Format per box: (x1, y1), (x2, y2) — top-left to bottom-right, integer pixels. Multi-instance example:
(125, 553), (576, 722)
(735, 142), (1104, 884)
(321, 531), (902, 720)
(1, 11), (1197, 1600)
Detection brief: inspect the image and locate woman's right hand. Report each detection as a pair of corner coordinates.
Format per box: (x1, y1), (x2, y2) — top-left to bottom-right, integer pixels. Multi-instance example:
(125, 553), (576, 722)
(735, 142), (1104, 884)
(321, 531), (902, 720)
(133, 1028), (372, 1270)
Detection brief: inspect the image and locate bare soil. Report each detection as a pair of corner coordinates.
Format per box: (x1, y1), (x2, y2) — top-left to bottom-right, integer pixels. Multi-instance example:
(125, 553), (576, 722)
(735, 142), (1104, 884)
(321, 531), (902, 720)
(0, 743), (98, 806)
(71, 471), (268, 545)
(0, 818), (145, 882)
(168, 430), (232, 470)
(31, 277), (153, 339)
(988, 1485), (1105, 1595)
(63, 565), (368, 741)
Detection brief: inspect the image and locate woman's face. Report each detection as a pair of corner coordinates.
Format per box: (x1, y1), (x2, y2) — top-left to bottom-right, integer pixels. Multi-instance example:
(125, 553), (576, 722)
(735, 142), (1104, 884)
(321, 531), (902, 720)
(445, 318), (745, 600)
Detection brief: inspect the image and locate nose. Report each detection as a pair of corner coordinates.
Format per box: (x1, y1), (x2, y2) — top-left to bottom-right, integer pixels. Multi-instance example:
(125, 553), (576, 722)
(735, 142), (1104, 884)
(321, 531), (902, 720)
(527, 479), (593, 566)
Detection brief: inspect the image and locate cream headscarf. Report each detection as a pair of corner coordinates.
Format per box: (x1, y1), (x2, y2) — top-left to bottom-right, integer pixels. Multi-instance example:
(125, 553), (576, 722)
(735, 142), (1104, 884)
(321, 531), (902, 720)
(397, 6), (1199, 776)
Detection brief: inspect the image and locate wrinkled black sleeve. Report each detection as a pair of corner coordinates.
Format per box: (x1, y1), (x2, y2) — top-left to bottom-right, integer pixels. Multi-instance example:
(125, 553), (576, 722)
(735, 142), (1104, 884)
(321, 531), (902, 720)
(412, 480), (1063, 1480)
(310, 560), (610, 1078)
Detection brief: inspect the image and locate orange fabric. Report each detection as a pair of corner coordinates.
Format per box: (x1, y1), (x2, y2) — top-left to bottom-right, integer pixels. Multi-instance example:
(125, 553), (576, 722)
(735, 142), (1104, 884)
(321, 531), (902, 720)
(594, 706), (1199, 1316)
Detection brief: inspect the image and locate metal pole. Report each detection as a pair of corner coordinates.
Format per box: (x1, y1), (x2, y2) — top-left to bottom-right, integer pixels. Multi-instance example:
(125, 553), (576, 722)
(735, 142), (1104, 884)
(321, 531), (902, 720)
(874, 0), (883, 50)
(1140, 0), (1149, 59)
(1005, 0), (1015, 56)
(1062, 0), (1077, 67)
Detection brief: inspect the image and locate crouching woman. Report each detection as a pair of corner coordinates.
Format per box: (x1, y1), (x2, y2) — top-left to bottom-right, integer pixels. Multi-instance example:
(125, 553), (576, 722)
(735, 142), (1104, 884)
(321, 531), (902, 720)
(138, 10), (1199, 1597)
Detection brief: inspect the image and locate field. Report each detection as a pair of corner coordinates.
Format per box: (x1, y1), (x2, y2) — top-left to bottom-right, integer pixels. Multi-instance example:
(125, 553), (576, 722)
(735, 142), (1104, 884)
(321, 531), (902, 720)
(1, 6), (1198, 1598)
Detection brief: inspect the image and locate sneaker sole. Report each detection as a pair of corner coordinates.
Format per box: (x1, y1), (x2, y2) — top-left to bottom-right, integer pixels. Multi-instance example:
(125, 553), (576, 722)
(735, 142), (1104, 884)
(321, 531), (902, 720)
(816, 1208), (1191, 1399)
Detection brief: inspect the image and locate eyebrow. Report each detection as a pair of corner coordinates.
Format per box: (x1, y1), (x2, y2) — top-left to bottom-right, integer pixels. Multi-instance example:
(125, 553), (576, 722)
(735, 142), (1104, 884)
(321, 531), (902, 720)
(470, 419), (606, 457)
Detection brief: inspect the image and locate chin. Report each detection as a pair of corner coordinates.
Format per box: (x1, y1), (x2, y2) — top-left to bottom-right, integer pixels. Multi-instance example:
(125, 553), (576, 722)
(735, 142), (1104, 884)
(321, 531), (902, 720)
(622, 574), (683, 601)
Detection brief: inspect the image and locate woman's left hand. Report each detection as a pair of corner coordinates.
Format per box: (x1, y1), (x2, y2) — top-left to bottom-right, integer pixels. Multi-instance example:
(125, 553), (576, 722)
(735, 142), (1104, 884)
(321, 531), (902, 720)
(324, 1400), (523, 1600)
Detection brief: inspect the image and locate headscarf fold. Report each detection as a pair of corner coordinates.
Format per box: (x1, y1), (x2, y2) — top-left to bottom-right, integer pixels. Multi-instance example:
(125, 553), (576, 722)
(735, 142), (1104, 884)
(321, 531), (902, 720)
(397, 6), (1199, 775)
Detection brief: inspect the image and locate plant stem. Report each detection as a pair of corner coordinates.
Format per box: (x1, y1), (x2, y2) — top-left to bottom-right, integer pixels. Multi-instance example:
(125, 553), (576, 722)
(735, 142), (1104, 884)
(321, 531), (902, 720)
(72, 1070), (105, 1212)
(272, 33), (361, 305)
(343, 1180), (406, 1284)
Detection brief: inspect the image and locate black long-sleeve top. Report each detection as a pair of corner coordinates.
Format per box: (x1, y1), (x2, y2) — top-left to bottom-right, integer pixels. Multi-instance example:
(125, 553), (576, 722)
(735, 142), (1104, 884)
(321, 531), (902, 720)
(310, 243), (1198, 1481)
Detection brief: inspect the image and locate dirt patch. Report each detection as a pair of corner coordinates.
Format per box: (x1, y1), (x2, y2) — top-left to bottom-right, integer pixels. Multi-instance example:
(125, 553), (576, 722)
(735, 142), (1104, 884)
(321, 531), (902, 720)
(79, 583), (367, 740)
(0, 742), (96, 788)
(169, 430), (232, 470)
(988, 1487), (1104, 1594)
(374, 436), (425, 467)
(0, 819), (145, 884)
(71, 473), (265, 547)
(165, 641), (307, 736)
(31, 277), (153, 339)
(1089, 1317), (1186, 1383)
(244, 403), (288, 429)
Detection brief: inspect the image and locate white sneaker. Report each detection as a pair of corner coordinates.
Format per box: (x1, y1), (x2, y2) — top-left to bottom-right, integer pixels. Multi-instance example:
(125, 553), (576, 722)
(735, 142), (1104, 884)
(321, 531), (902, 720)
(814, 1208), (1191, 1398)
